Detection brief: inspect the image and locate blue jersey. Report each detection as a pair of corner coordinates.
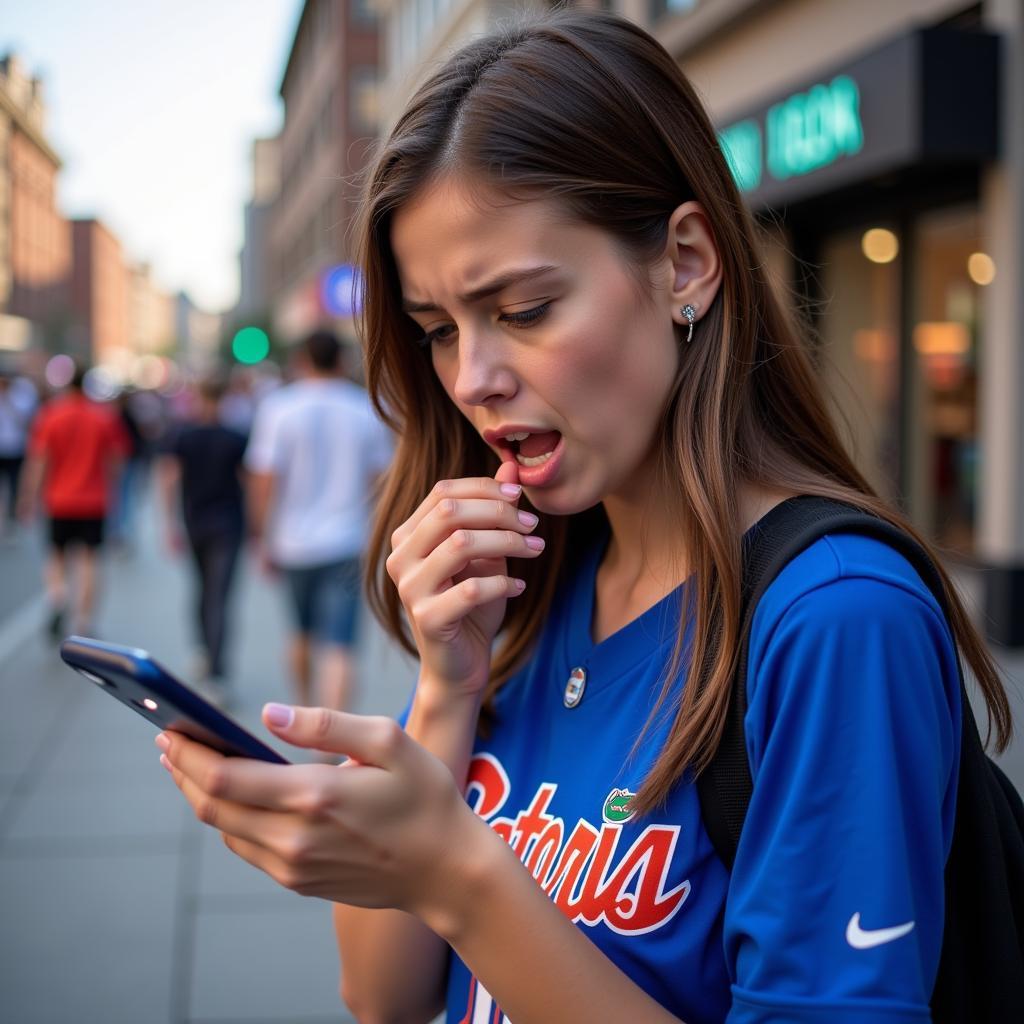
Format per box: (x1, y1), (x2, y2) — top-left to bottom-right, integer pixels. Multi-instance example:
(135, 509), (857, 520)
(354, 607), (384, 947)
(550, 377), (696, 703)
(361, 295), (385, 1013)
(417, 532), (961, 1023)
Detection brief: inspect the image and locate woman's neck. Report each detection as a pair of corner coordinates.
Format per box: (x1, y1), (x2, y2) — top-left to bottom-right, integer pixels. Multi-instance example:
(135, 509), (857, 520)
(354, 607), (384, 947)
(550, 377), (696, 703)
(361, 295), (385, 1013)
(599, 478), (690, 600)
(592, 482), (793, 645)
(590, 491), (684, 645)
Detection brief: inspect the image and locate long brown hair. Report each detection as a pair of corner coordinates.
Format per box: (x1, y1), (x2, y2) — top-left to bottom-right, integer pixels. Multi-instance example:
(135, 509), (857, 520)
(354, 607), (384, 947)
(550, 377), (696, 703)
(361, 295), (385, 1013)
(356, 10), (1011, 814)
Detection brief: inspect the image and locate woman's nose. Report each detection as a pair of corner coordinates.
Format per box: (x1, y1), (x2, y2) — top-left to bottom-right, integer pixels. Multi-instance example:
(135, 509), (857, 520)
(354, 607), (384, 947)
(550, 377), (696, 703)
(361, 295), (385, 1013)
(452, 332), (517, 407)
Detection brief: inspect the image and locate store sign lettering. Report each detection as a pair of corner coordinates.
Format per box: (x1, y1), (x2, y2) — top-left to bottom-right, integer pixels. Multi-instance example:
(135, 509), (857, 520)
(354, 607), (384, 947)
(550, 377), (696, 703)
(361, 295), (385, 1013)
(719, 119), (762, 192)
(720, 75), (864, 192)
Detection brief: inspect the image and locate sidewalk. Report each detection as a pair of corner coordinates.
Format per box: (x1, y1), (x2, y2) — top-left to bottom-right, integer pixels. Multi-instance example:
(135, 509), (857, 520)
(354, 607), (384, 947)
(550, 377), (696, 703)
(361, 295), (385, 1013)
(0, 513), (418, 1024)
(2, 510), (1023, 1024)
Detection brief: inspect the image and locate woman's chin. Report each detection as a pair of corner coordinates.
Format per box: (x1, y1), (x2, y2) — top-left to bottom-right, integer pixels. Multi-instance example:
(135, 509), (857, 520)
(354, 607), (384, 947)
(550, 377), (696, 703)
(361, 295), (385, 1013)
(523, 482), (602, 518)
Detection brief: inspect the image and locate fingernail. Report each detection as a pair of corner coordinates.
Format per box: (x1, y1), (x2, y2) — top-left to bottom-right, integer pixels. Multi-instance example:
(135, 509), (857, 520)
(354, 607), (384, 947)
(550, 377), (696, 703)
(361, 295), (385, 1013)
(517, 510), (538, 527)
(155, 733), (170, 752)
(159, 753), (173, 773)
(513, 578), (526, 592)
(500, 484), (522, 497)
(525, 535), (545, 550)
(264, 703), (294, 727)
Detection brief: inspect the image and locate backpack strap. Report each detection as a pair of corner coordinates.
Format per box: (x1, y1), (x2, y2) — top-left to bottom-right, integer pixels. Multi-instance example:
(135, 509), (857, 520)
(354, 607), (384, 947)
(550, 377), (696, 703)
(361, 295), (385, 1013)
(697, 494), (959, 869)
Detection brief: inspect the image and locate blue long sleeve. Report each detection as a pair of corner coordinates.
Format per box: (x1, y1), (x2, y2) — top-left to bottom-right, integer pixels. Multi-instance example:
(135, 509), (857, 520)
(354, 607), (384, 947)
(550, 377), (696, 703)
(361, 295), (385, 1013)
(726, 536), (961, 1022)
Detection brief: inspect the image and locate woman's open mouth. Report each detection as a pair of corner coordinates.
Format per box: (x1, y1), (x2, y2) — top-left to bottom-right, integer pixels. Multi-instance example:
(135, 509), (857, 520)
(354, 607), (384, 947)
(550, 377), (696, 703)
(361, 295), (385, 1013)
(504, 429), (562, 467)
(486, 429), (565, 487)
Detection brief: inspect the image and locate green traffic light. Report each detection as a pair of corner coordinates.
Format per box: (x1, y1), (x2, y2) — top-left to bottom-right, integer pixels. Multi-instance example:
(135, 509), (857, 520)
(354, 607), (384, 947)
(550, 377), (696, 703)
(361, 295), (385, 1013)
(232, 326), (270, 364)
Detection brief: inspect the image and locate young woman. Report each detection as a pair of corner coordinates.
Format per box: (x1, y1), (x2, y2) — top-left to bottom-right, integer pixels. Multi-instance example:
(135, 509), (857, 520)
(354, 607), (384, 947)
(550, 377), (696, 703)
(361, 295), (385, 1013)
(157, 11), (1013, 1023)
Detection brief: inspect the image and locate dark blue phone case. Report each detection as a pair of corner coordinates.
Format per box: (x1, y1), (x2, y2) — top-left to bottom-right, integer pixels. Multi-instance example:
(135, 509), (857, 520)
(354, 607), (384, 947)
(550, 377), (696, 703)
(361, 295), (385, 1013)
(60, 636), (290, 764)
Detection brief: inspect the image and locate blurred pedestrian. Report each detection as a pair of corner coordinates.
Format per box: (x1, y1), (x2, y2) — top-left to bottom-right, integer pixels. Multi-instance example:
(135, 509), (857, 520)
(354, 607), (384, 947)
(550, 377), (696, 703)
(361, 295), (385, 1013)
(219, 366), (257, 437)
(108, 389), (146, 553)
(157, 373), (247, 704)
(244, 329), (392, 711)
(18, 363), (129, 638)
(0, 368), (37, 539)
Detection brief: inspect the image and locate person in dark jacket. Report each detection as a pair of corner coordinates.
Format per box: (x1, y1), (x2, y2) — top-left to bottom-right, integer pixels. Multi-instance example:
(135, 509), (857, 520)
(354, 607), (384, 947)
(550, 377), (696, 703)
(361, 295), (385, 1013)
(158, 373), (247, 704)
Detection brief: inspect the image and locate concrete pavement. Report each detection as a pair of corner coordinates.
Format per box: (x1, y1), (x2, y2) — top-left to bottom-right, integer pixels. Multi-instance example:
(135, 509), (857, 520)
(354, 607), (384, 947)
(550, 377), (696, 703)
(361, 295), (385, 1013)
(0, 508), (418, 1024)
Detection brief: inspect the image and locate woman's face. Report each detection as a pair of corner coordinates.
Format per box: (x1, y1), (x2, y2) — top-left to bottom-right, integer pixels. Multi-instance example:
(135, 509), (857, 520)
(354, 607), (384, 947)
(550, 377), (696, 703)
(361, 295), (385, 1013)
(390, 177), (681, 516)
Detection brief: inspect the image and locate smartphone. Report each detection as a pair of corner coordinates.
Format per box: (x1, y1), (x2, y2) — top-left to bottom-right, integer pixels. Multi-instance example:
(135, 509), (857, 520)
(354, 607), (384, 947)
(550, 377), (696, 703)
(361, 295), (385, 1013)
(60, 636), (290, 764)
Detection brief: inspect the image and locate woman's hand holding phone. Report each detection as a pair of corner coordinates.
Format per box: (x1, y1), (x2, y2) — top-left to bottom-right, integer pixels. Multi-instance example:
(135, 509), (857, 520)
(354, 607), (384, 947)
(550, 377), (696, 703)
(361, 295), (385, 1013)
(158, 704), (491, 926)
(385, 461), (544, 702)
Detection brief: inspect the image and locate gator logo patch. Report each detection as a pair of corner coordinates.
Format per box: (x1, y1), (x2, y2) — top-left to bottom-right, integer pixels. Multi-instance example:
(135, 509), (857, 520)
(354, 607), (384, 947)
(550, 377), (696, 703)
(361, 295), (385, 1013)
(602, 787), (636, 824)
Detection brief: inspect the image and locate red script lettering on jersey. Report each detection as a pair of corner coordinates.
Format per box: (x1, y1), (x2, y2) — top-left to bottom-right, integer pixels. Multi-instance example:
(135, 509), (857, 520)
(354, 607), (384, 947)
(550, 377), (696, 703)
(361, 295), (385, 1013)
(465, 753), (690, 936)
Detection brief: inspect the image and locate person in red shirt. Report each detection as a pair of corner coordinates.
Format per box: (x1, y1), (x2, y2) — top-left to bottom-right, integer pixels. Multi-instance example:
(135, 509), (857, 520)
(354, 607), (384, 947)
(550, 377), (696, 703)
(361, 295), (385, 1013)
(18, 363), (130, 638)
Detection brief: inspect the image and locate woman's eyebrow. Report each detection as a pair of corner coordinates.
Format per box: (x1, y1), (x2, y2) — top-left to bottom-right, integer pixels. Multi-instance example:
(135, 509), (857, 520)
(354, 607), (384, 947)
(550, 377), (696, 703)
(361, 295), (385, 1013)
(401, 264), (560, 313)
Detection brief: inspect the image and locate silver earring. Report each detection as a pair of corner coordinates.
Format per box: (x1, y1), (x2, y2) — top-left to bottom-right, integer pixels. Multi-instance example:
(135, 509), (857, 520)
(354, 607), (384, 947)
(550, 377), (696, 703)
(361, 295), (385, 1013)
(681, 304), (697, 344)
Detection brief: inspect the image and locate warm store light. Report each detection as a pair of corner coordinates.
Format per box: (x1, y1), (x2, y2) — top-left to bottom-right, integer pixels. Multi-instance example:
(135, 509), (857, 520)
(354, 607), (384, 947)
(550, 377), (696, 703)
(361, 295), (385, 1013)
(913, 322), (970, 356)
(967, 252), (996, 286)
(861, 228), (899, 264)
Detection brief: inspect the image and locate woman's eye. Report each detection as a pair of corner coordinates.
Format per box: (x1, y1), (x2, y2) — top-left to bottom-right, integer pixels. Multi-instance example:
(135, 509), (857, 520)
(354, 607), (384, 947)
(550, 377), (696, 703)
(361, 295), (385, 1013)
(417, 323), (457, 349)
(414, 302), (550, 349)
(500, 302), (550, 328)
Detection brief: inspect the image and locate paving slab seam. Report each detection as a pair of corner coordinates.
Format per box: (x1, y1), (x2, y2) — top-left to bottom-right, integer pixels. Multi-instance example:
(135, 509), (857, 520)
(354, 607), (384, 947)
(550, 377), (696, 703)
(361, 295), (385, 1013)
(196, 893), (322, 912)
(0, 591), (46, 663)
(0, 667), (89, 848)
(0, 835), (184, 858)
(170, 818), (204, 1024)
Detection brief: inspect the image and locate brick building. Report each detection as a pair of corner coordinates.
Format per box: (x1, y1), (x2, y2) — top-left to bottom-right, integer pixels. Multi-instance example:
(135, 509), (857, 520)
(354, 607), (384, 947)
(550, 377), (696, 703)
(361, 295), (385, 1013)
(268, 0), (381, 342)
(0, 53), (70, 353)
(70, 218), (128, 366)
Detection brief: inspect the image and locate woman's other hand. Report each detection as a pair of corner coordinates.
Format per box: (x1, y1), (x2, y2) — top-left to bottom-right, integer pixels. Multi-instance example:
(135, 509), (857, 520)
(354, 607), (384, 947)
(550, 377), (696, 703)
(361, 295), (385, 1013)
(385, 461), (543, 700)
(156, 704), (487, 920)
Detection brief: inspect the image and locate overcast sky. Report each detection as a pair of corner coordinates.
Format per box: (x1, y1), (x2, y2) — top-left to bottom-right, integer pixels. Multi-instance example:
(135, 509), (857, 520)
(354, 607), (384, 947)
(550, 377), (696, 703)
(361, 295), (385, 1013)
(1, 0), (301, 312)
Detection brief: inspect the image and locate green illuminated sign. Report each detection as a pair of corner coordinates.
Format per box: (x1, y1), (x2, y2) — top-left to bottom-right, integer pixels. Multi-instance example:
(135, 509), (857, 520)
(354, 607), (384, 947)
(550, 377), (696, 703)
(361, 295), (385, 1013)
(767, 76), (863, 180)
(232, 326), (270, 364)
(719, 119), (762, 192)
(721, 75), (864, 192)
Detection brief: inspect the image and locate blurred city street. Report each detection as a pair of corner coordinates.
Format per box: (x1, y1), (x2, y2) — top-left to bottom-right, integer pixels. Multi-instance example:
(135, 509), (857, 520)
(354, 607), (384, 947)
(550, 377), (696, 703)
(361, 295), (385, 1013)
(2, 483), (1024, 1023)
(0, 494), (418, 1024)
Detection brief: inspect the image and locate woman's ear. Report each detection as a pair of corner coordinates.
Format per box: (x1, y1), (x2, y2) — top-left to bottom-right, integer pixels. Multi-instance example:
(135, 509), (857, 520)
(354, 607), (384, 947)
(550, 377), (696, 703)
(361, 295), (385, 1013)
(663, 201), (723, 331)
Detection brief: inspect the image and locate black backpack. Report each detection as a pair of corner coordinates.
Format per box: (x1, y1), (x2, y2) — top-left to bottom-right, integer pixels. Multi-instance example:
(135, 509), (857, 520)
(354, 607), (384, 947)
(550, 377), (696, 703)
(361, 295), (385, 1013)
(697, 496), (1024, 1022)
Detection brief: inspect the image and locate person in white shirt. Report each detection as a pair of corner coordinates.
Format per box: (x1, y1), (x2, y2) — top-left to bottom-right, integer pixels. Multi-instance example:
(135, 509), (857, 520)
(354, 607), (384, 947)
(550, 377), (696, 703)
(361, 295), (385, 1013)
(245, 331), (392, 711)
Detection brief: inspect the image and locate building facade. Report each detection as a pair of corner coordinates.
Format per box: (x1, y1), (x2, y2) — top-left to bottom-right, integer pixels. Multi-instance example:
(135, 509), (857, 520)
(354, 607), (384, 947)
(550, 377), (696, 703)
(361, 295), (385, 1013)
(237, 136), (281, 321)
(175, 291), (223, 370)
(127, 261), (174, 357)
(377, 0), (556, 128)
(630, 0), (1023, 643)
(70, 218), (128, 367)
(269, 0), (381, 343)
(0, 54), (70, 354)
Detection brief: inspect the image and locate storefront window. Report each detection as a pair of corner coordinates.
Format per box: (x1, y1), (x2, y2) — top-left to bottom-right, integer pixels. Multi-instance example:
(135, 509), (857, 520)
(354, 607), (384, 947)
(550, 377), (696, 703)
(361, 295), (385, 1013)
(819, 225), (902, 503)
(909, 205), (983, 554)
(816, 204), (985, 554)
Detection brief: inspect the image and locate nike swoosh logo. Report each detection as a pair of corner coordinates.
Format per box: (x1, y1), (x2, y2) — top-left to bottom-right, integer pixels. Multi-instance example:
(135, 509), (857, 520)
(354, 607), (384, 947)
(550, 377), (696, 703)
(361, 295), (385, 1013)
(846, 912), (915, 949)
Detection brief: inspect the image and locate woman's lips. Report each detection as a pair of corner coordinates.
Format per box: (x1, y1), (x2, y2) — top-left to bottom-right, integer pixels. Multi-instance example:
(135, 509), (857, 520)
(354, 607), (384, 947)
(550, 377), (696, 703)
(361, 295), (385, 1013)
(484, 427), (562, 465)
(515, 435), (565, 486)
(483, 432), (565, 487)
